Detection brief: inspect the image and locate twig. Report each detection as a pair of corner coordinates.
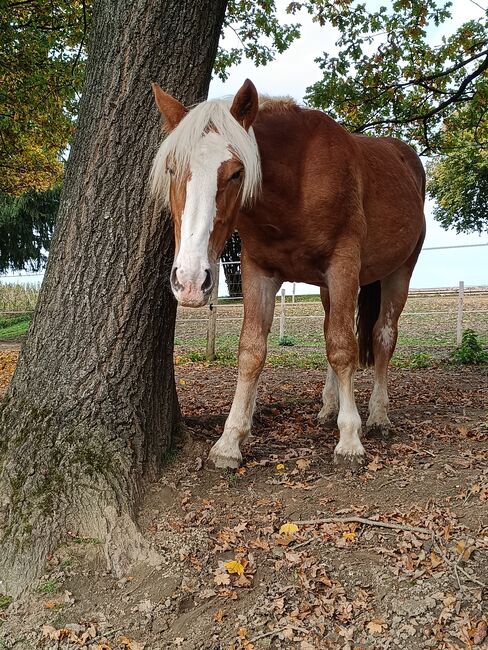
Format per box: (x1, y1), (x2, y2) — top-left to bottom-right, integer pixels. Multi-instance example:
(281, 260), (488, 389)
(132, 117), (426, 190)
(89, 627), (124, 645)
(250, 627), (287, 642)
(294, 516), (431, 536)
(293, 537), (317, 550)
(432, 540), (486, 589)
(251, 624), (310, 642)
(402, 444), (436, 458)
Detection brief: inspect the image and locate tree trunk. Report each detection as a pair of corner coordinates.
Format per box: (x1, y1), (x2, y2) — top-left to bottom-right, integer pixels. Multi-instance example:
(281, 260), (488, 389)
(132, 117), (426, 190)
(0, 0), (227, 596)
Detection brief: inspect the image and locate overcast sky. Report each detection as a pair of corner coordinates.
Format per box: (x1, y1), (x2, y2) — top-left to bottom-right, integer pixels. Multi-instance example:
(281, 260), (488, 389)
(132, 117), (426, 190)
(210, 0), (488, 290)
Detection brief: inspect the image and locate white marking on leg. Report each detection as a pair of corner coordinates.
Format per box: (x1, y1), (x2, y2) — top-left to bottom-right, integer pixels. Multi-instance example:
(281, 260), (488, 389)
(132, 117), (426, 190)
(209, 379), (257, 466)
(334, 380), (364, 459)
(379, 306), (394, 349)
(318, 362), (339, 422)
(367, 378), (391, 429)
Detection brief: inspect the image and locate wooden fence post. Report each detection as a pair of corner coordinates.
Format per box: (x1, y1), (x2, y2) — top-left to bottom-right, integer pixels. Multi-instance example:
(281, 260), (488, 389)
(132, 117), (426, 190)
(206, 264), (220, 361)
(279, 287), (286, 341)
(292, 282), (296, 303)
(456, 280), (464, 346)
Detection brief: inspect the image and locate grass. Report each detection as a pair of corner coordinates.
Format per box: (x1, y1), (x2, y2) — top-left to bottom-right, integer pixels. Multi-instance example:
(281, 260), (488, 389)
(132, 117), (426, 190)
(0, 314), (31, 340)
(39, 579), (61, 595)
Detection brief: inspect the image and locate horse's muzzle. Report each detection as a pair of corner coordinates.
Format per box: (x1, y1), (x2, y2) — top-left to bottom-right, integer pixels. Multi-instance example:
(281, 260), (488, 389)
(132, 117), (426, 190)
(171, 266), (214, 307)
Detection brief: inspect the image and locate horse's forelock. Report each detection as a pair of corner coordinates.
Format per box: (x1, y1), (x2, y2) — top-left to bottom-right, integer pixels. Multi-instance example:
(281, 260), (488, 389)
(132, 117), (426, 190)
(150, 99), (262, 206)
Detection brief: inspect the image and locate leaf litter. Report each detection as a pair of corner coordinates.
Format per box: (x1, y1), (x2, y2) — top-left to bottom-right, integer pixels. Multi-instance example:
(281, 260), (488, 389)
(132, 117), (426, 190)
(0, 354), (487, 648)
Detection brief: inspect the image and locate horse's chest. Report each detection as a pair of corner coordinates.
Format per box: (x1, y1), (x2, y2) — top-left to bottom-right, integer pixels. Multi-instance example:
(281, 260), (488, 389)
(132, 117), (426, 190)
(243, 229), (328, 284)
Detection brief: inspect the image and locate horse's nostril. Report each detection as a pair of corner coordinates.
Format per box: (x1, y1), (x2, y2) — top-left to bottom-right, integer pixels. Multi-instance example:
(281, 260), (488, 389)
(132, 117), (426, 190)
(201, 269), (213, 293)
(171, 267), (182, 291)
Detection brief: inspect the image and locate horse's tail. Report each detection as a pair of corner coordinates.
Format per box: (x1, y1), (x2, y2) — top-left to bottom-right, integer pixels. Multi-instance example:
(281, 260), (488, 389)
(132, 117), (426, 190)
(356, 281), (381, 368)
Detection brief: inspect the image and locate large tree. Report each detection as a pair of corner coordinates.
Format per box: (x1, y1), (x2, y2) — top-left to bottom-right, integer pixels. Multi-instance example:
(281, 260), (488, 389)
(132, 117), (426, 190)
(0, 0), (227, 596)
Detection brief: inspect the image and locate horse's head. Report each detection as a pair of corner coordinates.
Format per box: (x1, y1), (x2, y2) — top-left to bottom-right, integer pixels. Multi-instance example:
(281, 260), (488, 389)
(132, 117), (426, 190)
(151, 80), (261, 307)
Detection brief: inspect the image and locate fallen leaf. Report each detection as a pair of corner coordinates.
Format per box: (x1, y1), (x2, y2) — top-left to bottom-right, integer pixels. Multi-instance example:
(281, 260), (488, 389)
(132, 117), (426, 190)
(224, 559), (245, 576)
(213, 609), (225, 623)
(430, 551), (443, 568)
(343, 531), (356, 541)
(214, 571), (231, 586)
(366, 619), (386, 634)
(279, 522), (298, 535)
(276, 463), (285, 471)
(296, 458), (310, 470)
(473, 619), (487, 645)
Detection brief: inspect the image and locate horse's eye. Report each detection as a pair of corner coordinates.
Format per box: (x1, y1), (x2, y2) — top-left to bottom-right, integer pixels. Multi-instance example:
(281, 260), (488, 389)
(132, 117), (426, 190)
(167, 167), (175, 176)
(230, 169), (242, 181)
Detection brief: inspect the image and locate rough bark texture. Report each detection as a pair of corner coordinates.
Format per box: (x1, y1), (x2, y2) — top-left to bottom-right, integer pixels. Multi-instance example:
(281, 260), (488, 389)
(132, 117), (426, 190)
(0, 0), (227, 596)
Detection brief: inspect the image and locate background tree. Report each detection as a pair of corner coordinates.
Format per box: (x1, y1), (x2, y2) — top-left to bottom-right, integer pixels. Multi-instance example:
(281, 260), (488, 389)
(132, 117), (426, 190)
(0, 0), (228, 596)
(0, 187), (59, 273)
(222, 232), (243, 297)
(292, 0), (487, 233)
(0, 0), (86, 195)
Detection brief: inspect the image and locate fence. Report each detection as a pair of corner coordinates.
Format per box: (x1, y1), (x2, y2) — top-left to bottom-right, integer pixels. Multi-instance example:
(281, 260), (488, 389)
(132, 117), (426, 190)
(1, 245), (487, 361)
(175, 282), (488, 361)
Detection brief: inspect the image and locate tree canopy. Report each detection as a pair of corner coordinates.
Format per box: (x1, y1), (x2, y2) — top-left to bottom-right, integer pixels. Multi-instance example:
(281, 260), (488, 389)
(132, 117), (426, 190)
(2, 0), (487, 238)
(0, 0), (86, 195)
(297, 0), (487, 156)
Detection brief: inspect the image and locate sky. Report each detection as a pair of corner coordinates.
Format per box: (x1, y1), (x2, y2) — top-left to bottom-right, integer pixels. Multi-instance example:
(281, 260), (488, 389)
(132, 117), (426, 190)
(210, 0), (488, 291)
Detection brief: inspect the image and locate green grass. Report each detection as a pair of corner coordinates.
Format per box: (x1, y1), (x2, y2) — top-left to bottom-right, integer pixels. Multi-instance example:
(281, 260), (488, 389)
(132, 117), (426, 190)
(39, 579), (61, 595)
(0, 314), (31, 340)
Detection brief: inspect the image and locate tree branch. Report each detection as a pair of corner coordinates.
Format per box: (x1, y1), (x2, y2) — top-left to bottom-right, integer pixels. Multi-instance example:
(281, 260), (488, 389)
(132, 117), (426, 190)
(354, 52), (488, 137)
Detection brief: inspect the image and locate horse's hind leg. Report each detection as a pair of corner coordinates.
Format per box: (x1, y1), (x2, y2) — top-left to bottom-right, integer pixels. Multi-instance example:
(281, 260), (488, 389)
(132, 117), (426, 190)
(317, 288), (339, 423)
(367, 266), (411, 434)
(208, 263), (281, 469)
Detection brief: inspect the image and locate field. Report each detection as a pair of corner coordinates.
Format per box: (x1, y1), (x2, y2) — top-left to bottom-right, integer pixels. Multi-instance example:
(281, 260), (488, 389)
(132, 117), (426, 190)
(173, 290), (488, 368)
(0, 289), (487, 649)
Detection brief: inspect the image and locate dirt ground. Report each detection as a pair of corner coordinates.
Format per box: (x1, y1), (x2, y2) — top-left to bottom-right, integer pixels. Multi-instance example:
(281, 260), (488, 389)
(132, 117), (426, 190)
(0, 351), (487, 649)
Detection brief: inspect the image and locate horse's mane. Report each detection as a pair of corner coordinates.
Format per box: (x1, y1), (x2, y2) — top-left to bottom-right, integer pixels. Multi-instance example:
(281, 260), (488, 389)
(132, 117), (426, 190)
(258, 96), (297, 113)
(151, 98), (263, 207)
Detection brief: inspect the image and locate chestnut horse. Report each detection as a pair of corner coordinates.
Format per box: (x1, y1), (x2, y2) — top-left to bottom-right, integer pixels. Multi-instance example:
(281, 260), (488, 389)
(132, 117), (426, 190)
(151, 79), (426, 470)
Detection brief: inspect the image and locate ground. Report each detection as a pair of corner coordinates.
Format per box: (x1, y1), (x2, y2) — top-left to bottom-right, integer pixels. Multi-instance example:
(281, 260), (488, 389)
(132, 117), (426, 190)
(0, 344), (487, 649)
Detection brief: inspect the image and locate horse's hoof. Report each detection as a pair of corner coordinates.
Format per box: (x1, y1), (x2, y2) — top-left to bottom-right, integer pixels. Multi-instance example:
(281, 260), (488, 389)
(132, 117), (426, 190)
(317, 409), (338, 426)
(207, 447), (242, 470)
(333, 451), (365, 472)
(366, 421), (392, 439)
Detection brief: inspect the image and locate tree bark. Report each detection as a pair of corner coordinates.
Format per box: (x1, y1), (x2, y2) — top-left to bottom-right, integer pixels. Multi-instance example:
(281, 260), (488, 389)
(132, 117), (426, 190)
(0, 0), (227, 596)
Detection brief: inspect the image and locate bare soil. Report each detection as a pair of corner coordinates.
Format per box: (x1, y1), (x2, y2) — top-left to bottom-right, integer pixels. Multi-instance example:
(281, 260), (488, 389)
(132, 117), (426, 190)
(1, 356), (487, 649)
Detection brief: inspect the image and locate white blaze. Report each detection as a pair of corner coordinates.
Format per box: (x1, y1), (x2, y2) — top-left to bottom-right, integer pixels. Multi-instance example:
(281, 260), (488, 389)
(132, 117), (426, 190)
(174, 131), (232, 288)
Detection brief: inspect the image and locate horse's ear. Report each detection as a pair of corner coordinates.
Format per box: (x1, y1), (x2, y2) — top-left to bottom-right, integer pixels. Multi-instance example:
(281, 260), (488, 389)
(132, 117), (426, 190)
(230, 79), (259, 131)
(152, 83), (188, 132)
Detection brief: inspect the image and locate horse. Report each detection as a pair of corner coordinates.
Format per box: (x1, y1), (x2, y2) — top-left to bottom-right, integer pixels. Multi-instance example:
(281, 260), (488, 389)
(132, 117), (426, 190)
(150, 79), (426, 471)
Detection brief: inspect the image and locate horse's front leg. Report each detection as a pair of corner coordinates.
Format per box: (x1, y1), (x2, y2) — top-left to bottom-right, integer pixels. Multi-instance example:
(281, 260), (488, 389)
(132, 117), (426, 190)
(326, 264), (365, 469)
(208, 270), (281, 469)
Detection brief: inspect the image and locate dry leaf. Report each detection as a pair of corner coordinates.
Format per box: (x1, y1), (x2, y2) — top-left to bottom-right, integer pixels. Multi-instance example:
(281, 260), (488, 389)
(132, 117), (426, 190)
(430, 551), (443, 568)
(473, 619), (487, 645)
(276, 463), (285, 471)
(366, 619), (386, 634)
(296, 458), (310, 470)
(214, 571), (231, 586)
(343, 531), (356, 541)
(279, 522), (298, 535)
(214, 609), (225, 623)
(224, 559), (245, 575)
